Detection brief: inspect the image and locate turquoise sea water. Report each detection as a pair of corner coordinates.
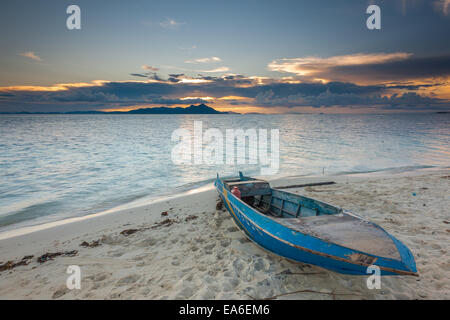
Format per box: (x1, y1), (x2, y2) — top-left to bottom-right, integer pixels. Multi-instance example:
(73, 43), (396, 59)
(0, 113), (449, 231)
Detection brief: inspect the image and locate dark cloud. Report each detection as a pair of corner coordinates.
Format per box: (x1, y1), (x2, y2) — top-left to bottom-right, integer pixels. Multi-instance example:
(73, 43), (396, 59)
(130, 73), (148, 78)
(167, 74), (184, 83)
(146, 97), (212, 105)
(332, 55), (450, 82)
(130, 71), (164, 81)
(253, 89), (445, 109)
(0, 74), (448, 112)
(168, 74), (184, 78)
(269, 53), (450, 84)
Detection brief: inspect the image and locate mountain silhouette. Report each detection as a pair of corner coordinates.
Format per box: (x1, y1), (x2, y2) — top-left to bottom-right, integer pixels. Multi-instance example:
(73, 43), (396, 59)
(1, 104), (234, 115)
(126, 104), (226, 114)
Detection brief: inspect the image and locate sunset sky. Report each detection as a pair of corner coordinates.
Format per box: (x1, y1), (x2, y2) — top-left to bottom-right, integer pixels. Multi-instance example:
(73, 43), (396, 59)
(0, 0), (449, 113)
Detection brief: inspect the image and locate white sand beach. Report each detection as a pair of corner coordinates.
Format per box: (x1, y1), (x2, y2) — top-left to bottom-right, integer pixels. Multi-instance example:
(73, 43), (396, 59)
(0, 168), (449, 300)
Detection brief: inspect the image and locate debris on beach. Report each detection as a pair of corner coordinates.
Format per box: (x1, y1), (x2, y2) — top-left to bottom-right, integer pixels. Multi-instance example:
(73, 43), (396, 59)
(0, 255), (34, 272)
(216, 200), (223, 210)
(120, 229), (140, 236)
(185, 215), (198, 222)
(161, 211), (168, 216)
(120, 217), (178, 236)
(151, 218), (175, 229)
(37, 250), (78, 264)
(80, 240), (100, 248)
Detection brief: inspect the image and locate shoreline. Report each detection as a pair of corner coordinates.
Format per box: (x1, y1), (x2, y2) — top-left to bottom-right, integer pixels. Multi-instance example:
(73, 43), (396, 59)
(0, 167), (449, 299)
(0, 165), (445, 240)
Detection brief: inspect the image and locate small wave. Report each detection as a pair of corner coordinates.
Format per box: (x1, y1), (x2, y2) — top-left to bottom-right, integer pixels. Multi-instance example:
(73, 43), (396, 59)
(334, 165), (436, 176)
(0, 200), (61, 228)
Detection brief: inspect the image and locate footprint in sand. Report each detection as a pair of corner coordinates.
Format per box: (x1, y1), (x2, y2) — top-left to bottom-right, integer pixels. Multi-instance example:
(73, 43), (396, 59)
(107, 250), (125, 257)
(132, 254), (147, 261)
(201, 287), (217, 299)
(52, 286), (69, 299)
(136, 238), (157, 247)
(220, 239), (231, 247)
(100, 234), (124, 245)
(140, 288), (151, 296)
(232, 258), (245, 273)
(215, 250), (226, 261)
(171, 258), (180, 266)
(117, 274), (140, 286)
(204, 243), (216, 250)
(203, 243), (216, 254)
(175, 286), (194, 299)
(195, 265), (206, 272)
(223, 270), (233, 277)
(87, 272), (109, 282)
(254, 258), (269, 272)
(207, 267), (220, 276)
(222, 278), (240, 292)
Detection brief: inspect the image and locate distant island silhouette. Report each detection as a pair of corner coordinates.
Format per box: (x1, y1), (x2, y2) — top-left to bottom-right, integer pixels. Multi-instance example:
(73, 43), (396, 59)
(0, 104), (236, 115)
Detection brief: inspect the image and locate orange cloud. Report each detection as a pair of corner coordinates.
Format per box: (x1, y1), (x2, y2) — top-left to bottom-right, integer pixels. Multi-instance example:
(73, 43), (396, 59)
(180, 96), (214, 100)
(19, 51), (42, 61)
(141, 65), (159, 72)
(218, 96), (249, 100)
(0, 80), (150, 92)
(268, 52), (412, 77)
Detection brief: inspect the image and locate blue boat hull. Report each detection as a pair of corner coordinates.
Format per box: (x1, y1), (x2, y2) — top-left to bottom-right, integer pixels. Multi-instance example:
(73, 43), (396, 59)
(215, 174), (417, 276)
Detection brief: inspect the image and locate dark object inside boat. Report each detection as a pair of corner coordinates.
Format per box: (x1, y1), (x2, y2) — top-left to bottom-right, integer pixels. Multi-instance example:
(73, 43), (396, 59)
(224, 179), (272, 212)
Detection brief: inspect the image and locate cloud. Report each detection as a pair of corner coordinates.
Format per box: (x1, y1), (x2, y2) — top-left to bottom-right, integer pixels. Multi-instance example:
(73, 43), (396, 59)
(268, 53), (450, 84)
(130, 73), (148, 78)
(253, 88), (443, 109)
(130, 65), (161, 79)
(178, 45), (197, 50)
(330, 54), (450, 82)
(142, 65), (159, 72)
(268, 52), (411, 77)
(148, 97), (212, 105)
(0, 69), (448, 112)
(200, 67), (230, 73)
(168, 74), (184, 83)
(434, 0), (450, 15)
(19, 51), (42, 61)
(159, 18), (184, 29)
(185, 57), (222, 64)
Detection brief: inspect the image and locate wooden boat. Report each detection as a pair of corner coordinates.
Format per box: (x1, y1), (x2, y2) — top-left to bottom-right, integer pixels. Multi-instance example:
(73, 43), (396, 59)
(214, 172), (417, 276)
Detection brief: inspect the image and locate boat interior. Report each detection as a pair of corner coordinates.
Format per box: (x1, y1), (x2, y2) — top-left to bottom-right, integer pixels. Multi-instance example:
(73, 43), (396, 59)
(223, 177), (340, 218)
